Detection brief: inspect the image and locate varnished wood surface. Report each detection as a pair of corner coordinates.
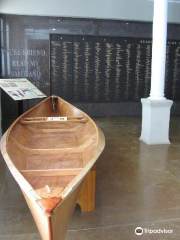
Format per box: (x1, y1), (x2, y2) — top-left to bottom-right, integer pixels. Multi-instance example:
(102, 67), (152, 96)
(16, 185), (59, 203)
(37, 197), (62, 215)
(21, 168), (82, 177)
(23, 191), (52, 240)
(20, 119), (88, 124)
(35, 186), (64, 199)
(25, 123), (83, 133)
(51, 180), (85, 240)
(0, 96), (105, 240)
(77, 166), (96, 212)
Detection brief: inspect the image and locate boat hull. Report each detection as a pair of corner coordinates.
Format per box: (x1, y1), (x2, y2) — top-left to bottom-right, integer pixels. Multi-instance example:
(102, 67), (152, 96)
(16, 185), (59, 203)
(0, 96), (105, 240)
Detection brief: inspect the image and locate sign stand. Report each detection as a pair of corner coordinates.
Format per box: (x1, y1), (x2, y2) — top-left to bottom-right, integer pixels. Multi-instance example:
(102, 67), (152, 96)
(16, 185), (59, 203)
(0, 78), (47, 117)
(18, 100), (24, 116)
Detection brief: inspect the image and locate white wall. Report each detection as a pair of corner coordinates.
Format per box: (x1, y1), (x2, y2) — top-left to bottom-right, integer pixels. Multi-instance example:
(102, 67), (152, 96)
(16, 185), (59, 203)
(0, 0), (180, 23)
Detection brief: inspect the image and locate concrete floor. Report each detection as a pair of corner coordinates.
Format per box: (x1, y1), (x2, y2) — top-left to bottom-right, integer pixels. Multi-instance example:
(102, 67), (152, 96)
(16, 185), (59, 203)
(1, 117), (180, 239)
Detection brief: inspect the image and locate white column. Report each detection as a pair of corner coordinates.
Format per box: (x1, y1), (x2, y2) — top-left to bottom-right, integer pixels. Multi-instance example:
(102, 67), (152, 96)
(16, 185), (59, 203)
(149, 0), (168, 100)
(140, 0), (173, 145)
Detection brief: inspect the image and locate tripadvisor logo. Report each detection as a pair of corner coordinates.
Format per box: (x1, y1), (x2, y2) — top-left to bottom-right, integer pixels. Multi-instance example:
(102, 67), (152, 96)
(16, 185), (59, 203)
(135, 227), (173, 235)
(135, 227), (143, 235)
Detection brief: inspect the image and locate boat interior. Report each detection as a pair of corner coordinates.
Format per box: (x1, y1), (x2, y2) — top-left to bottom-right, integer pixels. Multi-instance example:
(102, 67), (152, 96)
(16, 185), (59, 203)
(7, 97), (98, 198)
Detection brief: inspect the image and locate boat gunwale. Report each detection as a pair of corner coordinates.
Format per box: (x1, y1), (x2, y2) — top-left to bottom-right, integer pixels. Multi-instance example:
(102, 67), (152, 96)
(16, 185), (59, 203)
(0, 96), (105, 215)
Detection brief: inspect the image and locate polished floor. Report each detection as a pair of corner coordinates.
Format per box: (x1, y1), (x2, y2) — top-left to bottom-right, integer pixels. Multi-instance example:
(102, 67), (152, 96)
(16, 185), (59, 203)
(1, 117), (180, 239)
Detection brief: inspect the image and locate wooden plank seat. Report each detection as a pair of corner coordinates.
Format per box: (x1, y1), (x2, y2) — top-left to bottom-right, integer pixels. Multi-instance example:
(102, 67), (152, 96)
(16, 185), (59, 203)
(21, 168), (83, 177)
(23, 116), (85, 120)
(10, 135), (96, 155)
(25, 124), (84, 133)
(20, 116), (88, 124)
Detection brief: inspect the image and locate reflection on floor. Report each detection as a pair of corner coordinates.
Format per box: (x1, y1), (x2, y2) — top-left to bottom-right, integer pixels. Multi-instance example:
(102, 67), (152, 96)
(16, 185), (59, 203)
(1, 117), (180, 240)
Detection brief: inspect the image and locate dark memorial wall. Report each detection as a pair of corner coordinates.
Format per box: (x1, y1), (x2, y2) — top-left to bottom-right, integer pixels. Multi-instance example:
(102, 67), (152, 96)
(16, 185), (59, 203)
(50, 35), (152, 102)
(50, 35), (180, 102)
(1, 14), (180, 118)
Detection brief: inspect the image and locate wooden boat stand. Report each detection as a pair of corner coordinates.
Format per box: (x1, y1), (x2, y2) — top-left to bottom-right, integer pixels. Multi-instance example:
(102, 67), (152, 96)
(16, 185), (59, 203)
(76, 165), (96, 212)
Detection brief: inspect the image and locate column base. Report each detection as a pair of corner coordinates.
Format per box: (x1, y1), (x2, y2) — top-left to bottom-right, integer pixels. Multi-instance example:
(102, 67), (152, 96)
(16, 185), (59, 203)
(140, 98), (173, 145)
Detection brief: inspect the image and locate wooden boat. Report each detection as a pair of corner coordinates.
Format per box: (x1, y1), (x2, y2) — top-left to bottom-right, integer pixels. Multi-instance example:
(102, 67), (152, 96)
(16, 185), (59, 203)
(0, 96), (105, 240)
